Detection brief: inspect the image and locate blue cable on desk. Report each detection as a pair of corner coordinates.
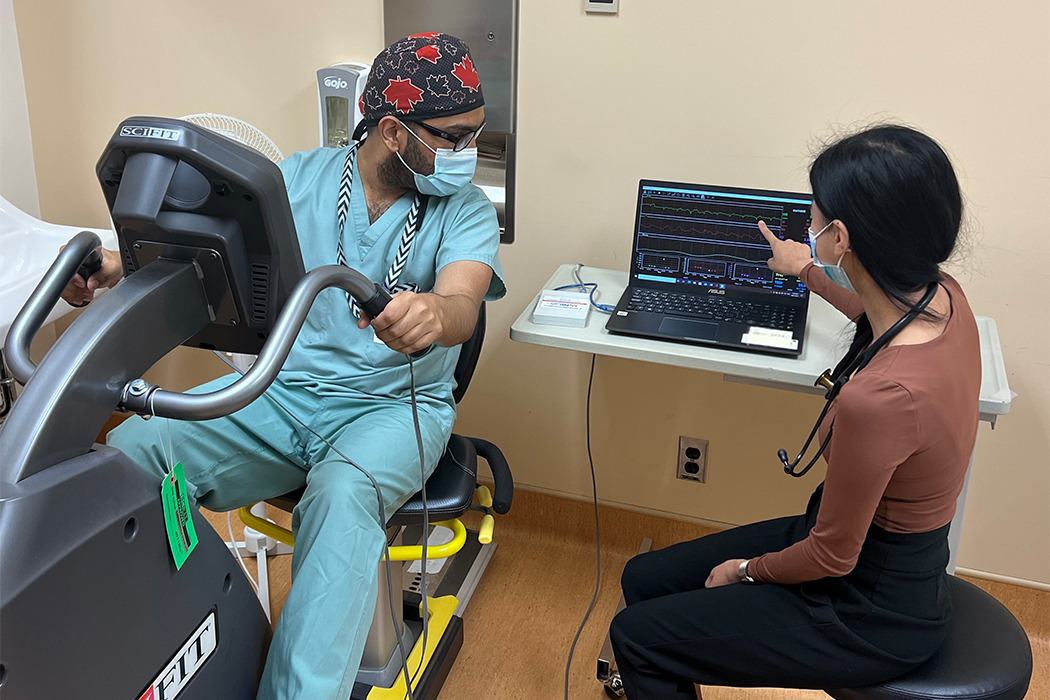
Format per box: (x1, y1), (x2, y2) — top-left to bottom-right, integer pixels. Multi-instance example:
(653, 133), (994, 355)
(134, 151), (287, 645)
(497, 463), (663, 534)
(555, 264), (615, 313)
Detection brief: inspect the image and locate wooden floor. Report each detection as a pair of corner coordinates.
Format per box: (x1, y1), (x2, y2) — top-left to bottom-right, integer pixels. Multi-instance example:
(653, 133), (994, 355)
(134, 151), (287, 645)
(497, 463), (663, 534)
(204, 489), (1049, 700)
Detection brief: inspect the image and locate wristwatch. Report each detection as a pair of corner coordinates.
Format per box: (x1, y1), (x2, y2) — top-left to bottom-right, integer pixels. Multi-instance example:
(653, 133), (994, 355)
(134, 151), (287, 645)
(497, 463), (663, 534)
(738, 559), (756, 584)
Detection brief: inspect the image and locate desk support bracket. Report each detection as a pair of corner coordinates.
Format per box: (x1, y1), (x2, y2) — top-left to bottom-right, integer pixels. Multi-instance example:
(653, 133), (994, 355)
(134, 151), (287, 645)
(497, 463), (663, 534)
(722, 374), (826, 396)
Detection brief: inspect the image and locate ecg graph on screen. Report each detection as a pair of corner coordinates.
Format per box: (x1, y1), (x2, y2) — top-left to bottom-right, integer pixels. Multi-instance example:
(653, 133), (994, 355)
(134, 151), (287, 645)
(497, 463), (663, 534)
(637, 191), (784, 284)
(641, 201), (784, 220)
(638, 241), (772, 281)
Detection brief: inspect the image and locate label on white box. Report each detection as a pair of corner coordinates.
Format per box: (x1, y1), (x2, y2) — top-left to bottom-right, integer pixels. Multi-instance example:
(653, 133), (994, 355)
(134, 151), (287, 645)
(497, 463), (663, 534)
(741, 326), (799, 350)
(536, 292), (589, 314)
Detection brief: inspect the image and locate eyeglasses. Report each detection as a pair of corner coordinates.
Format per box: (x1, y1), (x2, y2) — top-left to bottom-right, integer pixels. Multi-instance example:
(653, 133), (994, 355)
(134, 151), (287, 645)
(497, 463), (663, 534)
(406, 119), (485, 152)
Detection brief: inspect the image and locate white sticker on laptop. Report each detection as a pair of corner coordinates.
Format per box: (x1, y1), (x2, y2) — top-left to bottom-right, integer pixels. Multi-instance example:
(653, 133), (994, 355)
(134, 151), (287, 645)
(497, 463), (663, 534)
(741, 326), (799, 350)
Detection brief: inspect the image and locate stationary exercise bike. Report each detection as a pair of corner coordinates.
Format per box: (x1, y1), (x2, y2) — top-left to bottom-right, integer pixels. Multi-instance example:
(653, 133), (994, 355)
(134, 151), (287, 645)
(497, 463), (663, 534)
(0, 117), (511, 699)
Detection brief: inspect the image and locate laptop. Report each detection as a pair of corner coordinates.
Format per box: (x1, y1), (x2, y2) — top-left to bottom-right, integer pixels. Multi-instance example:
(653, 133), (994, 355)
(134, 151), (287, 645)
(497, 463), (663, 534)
(605, 180), (813, 358)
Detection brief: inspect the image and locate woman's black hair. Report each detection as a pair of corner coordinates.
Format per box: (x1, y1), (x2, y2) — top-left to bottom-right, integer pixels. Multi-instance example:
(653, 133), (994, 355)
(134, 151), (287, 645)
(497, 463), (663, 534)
(811, 125), (962, 379)
(810, 124), (962, 315)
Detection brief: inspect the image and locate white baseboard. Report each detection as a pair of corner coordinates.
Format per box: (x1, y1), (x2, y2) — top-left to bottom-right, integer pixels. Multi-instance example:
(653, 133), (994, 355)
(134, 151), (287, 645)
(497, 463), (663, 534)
(496, 481), (1050, 592)
(955, 566), (1050, 592)
(508, 481), (739, 532)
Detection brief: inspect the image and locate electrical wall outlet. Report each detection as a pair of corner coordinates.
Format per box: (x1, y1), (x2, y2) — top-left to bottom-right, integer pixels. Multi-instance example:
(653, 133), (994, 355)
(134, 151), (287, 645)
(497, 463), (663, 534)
(677, 436), (709, 483)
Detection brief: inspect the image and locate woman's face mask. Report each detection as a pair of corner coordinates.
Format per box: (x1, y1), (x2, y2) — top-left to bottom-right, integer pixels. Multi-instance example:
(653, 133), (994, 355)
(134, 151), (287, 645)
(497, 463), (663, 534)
(397, 122), (478, 197)
(808, 220), (856, 293)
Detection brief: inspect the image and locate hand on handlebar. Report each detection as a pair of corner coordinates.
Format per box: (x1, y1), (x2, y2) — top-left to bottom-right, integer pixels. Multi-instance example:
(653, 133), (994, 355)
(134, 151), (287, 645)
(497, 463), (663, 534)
(61, 247), (123, 307)
(358, 291), (444, 355)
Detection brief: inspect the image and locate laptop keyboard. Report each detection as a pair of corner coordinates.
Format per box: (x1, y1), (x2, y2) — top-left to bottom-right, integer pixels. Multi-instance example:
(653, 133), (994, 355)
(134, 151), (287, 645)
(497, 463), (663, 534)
(626, 289), (797, 331)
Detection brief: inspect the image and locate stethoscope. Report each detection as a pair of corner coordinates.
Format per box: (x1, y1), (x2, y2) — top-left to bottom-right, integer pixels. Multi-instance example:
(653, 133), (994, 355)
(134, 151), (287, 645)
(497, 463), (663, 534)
(778, 281), (941, 478)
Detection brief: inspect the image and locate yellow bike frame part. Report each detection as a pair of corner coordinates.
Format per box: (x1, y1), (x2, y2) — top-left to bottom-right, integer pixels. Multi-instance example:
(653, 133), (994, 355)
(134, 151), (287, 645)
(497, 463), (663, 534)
(478, 514), (495, 544)
(367, 596), (458, 700)
(384, 518), (466, 561)
(476, 484), (493, 509)
(237, 507), (295, 546)
(236, 509), (468, 561)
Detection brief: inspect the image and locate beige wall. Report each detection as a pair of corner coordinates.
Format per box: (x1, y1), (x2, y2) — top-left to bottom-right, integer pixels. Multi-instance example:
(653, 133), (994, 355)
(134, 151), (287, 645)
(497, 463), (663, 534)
(15, 0), (384, 230)
(481, 0), (1049, 584)
(1, 0), (40, 215)
(15, 0), (1049, 584)
(14, 0), (386, 388)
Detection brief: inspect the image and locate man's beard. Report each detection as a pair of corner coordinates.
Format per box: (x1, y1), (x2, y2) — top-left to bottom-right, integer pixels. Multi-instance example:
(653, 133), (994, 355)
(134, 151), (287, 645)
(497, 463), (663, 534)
(376, 135), (432, 191)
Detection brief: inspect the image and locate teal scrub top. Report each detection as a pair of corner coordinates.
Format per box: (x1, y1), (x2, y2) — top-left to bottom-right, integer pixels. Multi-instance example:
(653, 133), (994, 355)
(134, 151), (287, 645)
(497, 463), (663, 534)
(274, 145), (506, 406)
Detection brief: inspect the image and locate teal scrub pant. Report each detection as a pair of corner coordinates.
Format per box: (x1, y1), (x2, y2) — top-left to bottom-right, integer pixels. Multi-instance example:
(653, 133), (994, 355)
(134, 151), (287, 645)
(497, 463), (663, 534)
(107, 373), (456, 700)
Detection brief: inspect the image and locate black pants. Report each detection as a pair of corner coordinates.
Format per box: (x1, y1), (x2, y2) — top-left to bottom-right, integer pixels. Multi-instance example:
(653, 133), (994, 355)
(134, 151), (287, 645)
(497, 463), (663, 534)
(610, 485), (951, 699)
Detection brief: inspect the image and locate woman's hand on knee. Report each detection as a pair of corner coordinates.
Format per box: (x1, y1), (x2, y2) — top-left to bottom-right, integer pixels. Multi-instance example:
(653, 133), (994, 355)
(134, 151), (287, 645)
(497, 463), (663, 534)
(705, 558), (747, 588)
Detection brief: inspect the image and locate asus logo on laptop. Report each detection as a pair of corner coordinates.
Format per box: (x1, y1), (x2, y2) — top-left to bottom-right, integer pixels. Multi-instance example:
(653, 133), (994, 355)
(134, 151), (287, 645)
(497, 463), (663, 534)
(707, 289), (725, 295)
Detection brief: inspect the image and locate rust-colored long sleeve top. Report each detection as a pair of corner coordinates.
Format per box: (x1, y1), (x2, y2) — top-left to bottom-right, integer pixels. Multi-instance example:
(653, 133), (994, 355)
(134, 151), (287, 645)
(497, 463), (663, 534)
(749, 263), (981, 585)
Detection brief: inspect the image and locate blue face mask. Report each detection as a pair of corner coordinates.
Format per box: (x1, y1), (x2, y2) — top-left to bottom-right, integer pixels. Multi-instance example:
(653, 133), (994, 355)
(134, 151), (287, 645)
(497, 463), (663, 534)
(397, 122), (477, 197)
(808, 220), (857, 294)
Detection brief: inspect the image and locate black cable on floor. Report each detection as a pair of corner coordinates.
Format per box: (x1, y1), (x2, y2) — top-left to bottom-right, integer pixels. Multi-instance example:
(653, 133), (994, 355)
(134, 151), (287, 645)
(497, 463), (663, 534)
(564, 353), (602, 700)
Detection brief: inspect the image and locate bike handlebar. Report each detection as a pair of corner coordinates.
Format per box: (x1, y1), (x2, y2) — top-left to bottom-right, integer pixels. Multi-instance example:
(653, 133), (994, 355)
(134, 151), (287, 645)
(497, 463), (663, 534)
(120, 264), (429, 420)
(4, 231), (101, 384)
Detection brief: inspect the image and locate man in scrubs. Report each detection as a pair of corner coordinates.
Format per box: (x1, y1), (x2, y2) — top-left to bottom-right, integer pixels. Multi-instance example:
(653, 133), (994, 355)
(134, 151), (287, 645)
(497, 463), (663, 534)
(65, 33), (505, 700)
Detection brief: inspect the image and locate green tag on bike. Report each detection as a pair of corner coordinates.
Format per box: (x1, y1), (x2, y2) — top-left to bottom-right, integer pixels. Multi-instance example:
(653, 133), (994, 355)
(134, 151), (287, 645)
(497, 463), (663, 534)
(161, 462), (198, 570)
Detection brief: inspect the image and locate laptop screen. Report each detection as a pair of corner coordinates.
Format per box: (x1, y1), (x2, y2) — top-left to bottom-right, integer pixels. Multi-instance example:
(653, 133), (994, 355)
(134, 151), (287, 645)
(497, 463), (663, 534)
(631, 180), (813, 300)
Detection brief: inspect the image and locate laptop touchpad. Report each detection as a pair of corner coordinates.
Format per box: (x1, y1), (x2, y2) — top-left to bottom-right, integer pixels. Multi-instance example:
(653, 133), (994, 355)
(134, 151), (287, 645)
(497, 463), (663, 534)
(658, 318), (718, 340)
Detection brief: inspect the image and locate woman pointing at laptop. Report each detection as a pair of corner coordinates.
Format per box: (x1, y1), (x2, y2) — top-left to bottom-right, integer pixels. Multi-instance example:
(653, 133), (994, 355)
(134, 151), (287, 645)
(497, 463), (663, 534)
(610, 125), (981, 698)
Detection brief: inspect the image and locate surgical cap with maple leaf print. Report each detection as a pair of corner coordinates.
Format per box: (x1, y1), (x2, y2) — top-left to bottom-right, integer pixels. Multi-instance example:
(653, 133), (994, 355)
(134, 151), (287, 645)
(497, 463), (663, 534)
(354, 33), (485, 139)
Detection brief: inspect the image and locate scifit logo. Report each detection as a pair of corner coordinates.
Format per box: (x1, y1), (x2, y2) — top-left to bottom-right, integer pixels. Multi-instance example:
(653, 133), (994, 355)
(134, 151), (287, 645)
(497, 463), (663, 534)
(323, 76), (349, 89)
(120, 125), (181, 141)
(137, 612), (217, 700)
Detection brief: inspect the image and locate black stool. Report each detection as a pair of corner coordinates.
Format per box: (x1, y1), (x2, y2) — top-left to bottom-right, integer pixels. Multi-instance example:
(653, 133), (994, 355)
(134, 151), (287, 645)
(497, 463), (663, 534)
(828, 576), (1033, 700)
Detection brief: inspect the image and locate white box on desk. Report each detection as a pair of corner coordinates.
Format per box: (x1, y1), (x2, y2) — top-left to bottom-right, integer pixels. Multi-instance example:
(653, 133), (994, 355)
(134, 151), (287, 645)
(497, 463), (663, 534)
(531, 289), (591, 328)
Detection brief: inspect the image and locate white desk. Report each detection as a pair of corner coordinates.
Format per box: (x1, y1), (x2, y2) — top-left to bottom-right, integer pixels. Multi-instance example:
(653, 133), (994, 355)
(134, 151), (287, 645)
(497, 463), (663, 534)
(510, 265), (1013, 571)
